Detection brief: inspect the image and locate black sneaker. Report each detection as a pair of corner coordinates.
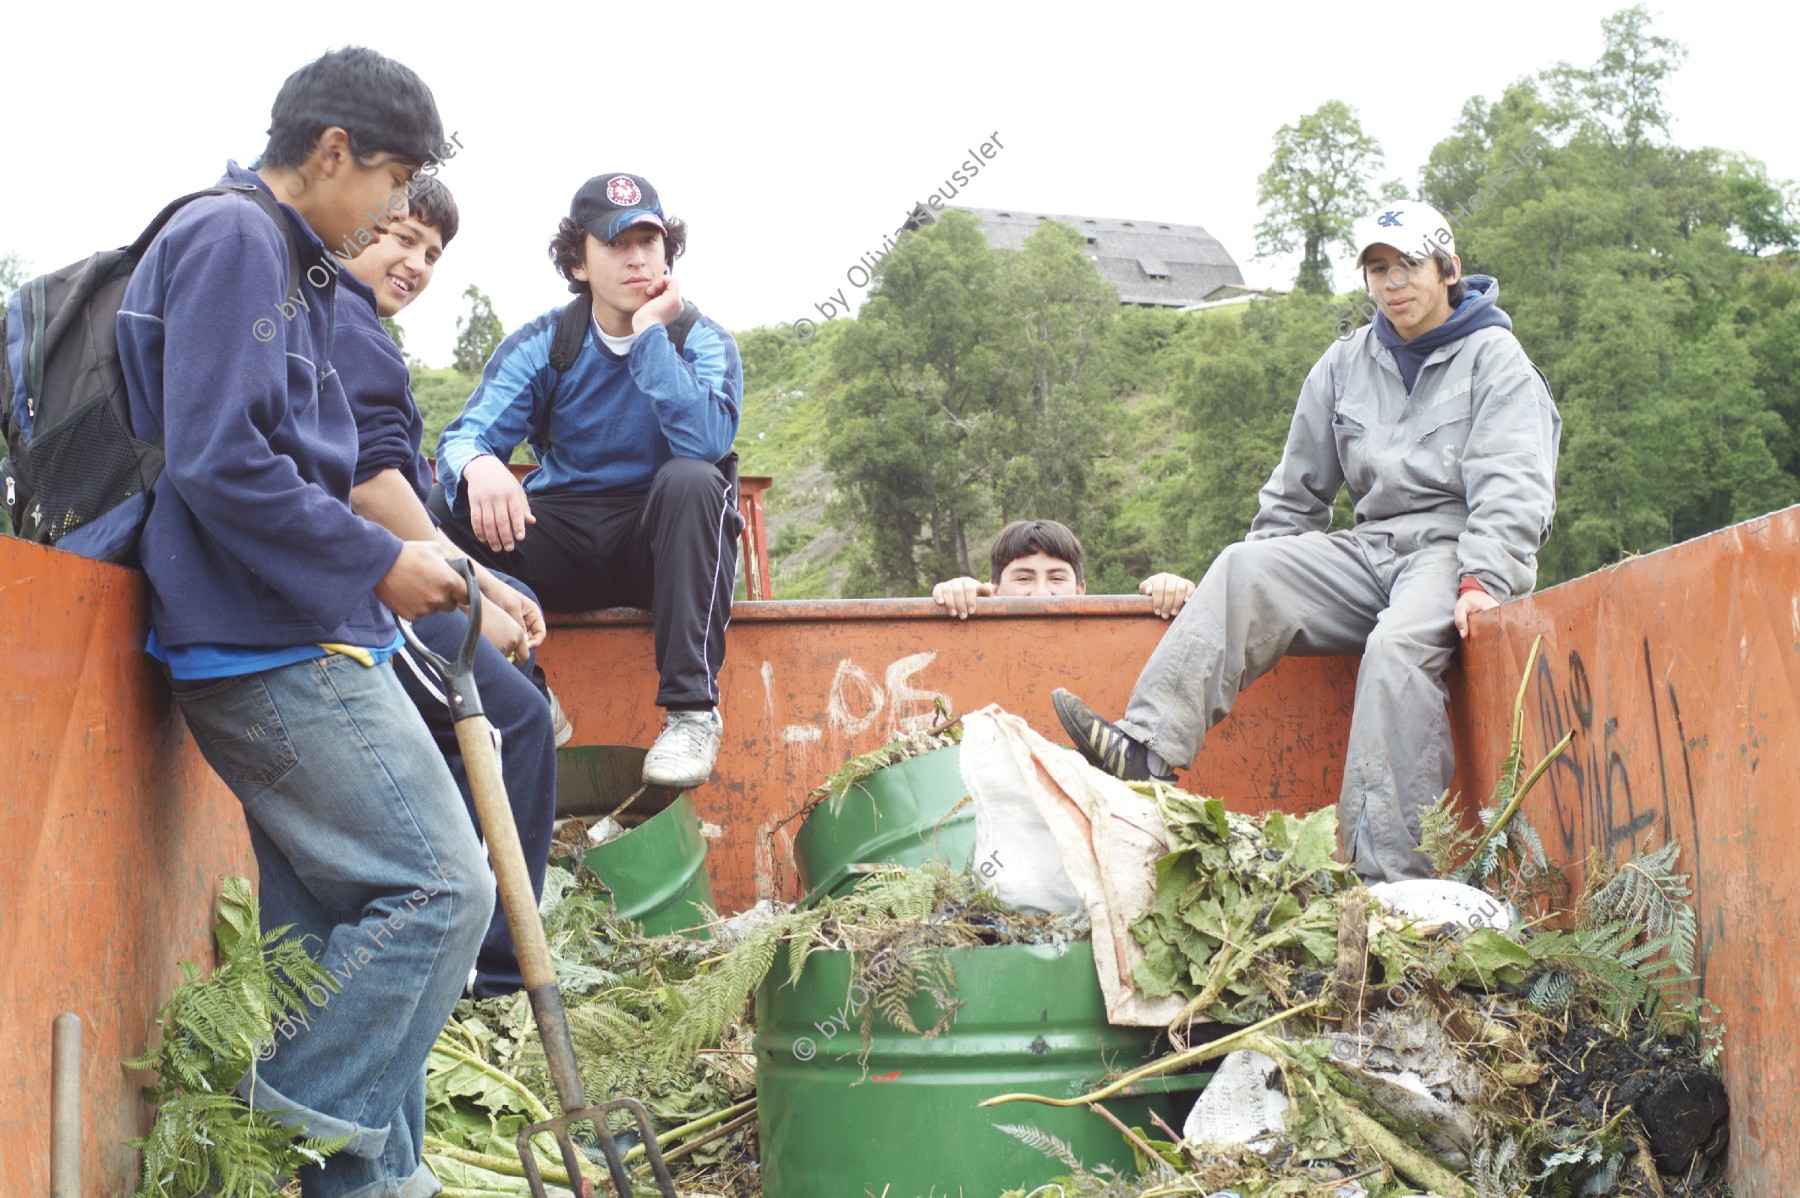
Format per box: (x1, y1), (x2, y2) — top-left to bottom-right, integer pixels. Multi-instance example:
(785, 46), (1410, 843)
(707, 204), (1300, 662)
(1051, 688), (1175, 782)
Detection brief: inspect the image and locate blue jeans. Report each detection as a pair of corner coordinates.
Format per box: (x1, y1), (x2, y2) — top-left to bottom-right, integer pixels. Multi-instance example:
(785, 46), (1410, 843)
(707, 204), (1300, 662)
(172, 653), (493, 1198)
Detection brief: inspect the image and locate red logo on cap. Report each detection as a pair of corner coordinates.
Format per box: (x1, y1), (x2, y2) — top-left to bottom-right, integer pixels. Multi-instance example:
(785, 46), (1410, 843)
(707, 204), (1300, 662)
(606, 176), (641, 206)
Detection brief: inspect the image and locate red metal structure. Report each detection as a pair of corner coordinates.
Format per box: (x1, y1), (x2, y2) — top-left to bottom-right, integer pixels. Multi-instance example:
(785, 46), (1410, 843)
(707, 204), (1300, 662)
(4, 504), (1798, 1193)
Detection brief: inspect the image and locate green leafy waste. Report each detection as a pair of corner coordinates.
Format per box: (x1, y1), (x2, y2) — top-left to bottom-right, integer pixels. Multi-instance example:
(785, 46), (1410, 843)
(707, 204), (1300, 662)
(126, 877), (351, 1198)
(994, 642), (1728, 1198)
(417, 856), (1090, 1195)
(1129, 793), (1347, 1029)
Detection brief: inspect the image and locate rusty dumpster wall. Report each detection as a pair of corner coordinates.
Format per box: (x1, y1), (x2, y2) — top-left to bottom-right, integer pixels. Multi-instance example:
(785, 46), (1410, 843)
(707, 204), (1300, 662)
(1448, 505), (1800, 1193)
(0, 538), (252, 1195)
(540, 596), (1361, 911)
(11, 502), (1796, 1193)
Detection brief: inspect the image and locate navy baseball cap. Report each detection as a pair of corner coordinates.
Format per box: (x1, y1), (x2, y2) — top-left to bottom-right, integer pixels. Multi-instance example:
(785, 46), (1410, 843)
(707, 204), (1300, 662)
(571, 173), (667, 242)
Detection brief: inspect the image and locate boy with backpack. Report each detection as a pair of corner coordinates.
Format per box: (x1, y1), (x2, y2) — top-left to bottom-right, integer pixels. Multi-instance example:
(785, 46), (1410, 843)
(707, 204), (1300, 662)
(115, 48), (491, 1197)
(339, 175), (561, 998)
(429, 173), (744, 791)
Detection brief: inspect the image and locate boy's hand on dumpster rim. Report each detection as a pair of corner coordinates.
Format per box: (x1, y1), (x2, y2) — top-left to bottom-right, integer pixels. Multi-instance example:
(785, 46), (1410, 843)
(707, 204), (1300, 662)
(931, 576), (995, 619)
(1139, 573), (1196, 619)
(1455, 589), (1500, 639)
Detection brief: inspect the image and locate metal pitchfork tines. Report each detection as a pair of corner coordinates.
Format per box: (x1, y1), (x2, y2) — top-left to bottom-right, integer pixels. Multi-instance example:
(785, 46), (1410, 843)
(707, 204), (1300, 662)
(401, 559), (678, 1198)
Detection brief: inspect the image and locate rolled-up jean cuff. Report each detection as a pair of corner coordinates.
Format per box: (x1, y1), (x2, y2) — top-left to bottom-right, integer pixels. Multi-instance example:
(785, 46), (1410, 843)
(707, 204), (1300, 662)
(346, 1162), (442, 1198)
(237, 1069), (391, 1160)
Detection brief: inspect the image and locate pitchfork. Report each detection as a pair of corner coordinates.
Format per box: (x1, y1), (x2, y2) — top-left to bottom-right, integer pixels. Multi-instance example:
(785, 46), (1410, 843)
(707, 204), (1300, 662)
(402, 560), (678, 1197)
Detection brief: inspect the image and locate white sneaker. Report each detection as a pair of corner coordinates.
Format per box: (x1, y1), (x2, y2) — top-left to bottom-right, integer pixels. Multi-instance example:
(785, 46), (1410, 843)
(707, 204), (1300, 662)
(642, 709), (723, 790)
(546, 687), (574, 748)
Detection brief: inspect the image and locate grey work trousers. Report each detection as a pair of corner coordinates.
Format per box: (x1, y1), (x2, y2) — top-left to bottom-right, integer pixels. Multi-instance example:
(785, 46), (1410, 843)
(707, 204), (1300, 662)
(1118, 527), (1460, 883)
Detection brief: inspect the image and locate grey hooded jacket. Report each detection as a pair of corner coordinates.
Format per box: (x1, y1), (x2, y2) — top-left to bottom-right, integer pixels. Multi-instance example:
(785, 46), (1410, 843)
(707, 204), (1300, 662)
(1248, 288), (1560, 601)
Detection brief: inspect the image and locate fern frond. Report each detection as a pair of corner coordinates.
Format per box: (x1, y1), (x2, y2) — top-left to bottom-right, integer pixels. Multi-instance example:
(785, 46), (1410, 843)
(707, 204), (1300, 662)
(658, 924), (779, 1065)
(994, 1122), (1085, 1173)
(1528, 969), (1575, 1013)
(129, 879), (352, 1196)
(1585, 841), (1696, 974)
(1523, 923), (1659, 1026)
(1418, 788), (1478, 877)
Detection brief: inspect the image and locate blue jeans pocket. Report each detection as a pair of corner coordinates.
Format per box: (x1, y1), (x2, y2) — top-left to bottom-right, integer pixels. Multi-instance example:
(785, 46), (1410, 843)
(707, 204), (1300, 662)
(174, 672), (301, 789)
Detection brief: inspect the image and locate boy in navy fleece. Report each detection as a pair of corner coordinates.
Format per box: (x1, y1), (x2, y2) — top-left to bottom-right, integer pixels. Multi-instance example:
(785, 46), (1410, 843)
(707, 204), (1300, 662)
(430, 173), (743, 792)
(340, 176), (560, 998)
(118, 48), (491, 1198)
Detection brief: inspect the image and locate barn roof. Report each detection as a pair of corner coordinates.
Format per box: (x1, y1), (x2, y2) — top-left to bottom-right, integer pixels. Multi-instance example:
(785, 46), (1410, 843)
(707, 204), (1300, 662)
(957, 207), (1246, 307)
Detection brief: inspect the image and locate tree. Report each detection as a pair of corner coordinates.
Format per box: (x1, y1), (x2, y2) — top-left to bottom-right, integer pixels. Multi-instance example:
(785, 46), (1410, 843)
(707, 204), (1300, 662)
(1438, 6), (1800, 583)
(1541, 3), (1687, 169)
(824, 211), (1006, 594)
(984, 221), (1116, 524)
(1719, 154), (1800, 255)
(453, 285), (505, 375)
(0, 251), (29, 325)
(1254, 102), (1387, 294)
(821, 212), (1126, 595)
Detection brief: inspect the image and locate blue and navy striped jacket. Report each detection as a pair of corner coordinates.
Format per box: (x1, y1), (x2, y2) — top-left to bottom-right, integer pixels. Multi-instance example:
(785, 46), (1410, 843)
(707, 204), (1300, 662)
(435, 304), (741, 508)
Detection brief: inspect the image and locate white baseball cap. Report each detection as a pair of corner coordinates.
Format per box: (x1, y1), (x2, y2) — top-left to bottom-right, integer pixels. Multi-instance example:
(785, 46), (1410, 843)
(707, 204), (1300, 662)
(1352, 200), (1455, 267)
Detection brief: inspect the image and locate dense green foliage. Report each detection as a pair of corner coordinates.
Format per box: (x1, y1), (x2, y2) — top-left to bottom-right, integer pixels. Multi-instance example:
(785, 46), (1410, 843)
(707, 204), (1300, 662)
(738, 5), (1800, 598)
(126, 878), (350, 1197)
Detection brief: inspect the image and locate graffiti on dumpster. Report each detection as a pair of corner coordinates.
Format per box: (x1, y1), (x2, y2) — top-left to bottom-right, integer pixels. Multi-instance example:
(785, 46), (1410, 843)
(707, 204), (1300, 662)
(1530, 638), (1709, 990)
(762, 651), (950, 749)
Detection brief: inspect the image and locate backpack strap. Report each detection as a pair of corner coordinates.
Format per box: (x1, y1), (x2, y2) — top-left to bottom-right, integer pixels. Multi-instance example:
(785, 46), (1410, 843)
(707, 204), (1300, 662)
(667, 300), (701, 355)
(549, 298), (703, 367)
(550, 298), (703, 376)
(125, 185), (303, 307)
(547, 296), (590, 375)
(538, 299), (706, 446)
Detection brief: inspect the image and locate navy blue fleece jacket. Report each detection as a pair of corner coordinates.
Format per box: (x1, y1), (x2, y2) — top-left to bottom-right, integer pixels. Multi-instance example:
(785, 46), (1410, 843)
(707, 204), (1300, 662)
(341, 293), (433, 503)
(118, 162), (403, 650)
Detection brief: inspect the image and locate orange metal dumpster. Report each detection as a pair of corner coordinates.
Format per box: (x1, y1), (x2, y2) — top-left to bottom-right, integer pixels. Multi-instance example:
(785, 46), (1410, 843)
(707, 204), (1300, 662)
(7, 503), (1800, 1192)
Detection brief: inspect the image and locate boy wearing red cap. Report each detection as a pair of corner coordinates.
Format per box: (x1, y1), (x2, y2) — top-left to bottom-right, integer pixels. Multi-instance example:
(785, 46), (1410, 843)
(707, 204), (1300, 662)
(431, 173), (743, 790)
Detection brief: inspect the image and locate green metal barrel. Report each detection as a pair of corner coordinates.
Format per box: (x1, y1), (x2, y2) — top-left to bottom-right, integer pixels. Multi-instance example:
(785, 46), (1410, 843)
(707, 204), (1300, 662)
(755, 939), (1207, 1196)
(582, 791), (714, 938)
(794, 745), (975, 905)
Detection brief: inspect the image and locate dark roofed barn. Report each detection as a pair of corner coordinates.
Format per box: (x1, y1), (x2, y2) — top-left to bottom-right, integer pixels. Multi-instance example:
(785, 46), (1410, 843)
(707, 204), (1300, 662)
(957, 207), (1245, 308)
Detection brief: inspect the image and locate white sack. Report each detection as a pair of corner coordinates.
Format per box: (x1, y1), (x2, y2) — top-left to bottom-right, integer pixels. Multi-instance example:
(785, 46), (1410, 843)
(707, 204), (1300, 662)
(963, 710), (1083, 915)
(1367, 877), (1514, 932)
(961, 705), (1184, 1026)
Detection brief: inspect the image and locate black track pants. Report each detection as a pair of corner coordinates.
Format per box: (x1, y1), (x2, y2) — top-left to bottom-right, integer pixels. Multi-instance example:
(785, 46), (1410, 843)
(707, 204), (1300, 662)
(429, 457), (742, 707)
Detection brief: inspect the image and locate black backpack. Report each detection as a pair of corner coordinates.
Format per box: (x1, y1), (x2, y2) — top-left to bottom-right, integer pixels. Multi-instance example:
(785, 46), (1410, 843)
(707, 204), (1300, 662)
(545, 294), (702, 376)
(0, 185), (300, 564)
(538, 296), (738, 498)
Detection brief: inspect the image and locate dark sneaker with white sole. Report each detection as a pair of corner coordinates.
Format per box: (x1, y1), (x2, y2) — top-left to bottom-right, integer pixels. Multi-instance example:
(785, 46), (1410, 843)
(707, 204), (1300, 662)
(1051, 688), (1176, 782)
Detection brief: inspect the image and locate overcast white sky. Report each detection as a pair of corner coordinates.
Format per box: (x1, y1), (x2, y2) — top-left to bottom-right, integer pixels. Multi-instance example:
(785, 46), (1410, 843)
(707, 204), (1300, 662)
(7, 1), (1794, 366)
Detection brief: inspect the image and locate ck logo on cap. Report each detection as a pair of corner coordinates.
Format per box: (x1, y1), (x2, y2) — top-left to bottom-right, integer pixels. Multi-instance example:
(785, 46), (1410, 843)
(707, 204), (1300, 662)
(1377, 210), (1403, 227)
(606, 176), (642, 206)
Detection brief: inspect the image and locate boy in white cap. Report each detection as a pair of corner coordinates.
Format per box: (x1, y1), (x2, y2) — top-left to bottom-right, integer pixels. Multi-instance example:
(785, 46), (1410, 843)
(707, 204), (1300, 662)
(1053, 201), (1560, 883)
